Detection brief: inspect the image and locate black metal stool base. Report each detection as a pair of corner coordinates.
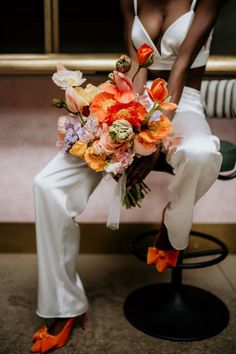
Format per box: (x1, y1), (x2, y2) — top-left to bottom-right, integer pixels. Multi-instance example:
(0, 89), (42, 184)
(124, 282), (229, 341)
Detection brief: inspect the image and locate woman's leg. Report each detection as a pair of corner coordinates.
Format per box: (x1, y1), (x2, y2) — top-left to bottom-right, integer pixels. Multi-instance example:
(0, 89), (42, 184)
(157, 87), (222, 250)
(33, 152), (103, 318)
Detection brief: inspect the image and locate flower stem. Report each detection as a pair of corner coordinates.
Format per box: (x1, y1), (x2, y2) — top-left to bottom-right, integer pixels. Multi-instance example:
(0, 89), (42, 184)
(132, 66), (141, 82)
(78, 112), (86, 126)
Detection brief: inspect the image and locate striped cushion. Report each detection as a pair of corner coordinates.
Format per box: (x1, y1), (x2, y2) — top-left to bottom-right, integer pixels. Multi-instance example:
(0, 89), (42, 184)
(201, 79), (236, 118)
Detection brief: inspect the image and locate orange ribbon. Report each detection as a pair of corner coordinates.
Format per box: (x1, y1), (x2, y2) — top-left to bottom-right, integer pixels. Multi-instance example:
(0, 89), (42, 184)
(32, 326), (57, 353)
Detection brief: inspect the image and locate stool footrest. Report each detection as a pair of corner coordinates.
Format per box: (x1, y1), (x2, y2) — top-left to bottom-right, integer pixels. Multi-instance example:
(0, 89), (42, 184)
(184, 248), (224, 259)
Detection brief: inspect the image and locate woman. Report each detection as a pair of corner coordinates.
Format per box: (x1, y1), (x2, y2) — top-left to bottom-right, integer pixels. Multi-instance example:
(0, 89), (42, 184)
(121, 0), (225, 269)
(31, 0), (225, 352)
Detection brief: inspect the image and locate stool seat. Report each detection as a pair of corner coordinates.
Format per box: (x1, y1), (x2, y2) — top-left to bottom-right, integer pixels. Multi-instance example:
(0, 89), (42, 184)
(219, 140), (236, 172)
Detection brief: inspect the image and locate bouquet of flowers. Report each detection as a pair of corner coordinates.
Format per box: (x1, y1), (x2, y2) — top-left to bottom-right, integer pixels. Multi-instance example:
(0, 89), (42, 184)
(52, 44), (176, 220)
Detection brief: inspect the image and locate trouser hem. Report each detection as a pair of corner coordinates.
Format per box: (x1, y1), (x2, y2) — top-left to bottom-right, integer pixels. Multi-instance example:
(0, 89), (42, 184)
(35, 306), (89, 319)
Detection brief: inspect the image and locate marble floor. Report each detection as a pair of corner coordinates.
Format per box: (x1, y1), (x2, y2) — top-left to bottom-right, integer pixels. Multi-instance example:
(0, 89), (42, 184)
(0, 253), (236, 354)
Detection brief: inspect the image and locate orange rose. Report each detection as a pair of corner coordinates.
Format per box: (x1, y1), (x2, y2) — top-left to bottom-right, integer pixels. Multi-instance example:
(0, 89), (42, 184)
(69, 141), (88, 159)
(146, 78), (168, 103)
(84, 146), (106, 172)
(137, 44), (155, 67)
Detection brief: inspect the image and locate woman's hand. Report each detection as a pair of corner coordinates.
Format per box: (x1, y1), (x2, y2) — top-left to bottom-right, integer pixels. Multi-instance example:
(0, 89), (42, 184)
(163, 109), (175, 122)
(126, 145), (161, 188)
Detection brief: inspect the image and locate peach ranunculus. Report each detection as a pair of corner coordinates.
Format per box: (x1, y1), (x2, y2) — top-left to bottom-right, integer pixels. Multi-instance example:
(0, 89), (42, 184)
(84, 146), (106, 172)
(93, 130), (129, 156)
(90, 92), (116, 122)
(133, 133), (157, 156)
(100, 71), (136, 104)
(137, 43), (155, 67)
(69, 141), (88, 159)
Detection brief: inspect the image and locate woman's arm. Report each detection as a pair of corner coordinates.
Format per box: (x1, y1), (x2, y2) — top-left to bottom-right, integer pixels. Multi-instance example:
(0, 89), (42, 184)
(120, 0), (147, 94)
(168, 0), (225, 106)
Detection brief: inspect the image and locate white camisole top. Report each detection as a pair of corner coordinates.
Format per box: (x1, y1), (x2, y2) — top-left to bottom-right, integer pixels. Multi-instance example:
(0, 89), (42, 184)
(131, 0), (213, 70)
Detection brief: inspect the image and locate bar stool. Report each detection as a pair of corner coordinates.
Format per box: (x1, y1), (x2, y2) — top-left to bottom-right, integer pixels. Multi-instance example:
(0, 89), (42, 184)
(123, 140), (236, 341)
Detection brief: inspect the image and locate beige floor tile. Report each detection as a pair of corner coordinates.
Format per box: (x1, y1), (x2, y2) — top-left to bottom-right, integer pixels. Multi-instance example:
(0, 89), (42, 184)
(0, 254), (235, 354)
(218, 254), (236, 294)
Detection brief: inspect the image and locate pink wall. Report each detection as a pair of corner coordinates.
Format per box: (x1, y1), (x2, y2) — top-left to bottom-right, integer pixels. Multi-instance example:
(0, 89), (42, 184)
(0, 76), (235, 223)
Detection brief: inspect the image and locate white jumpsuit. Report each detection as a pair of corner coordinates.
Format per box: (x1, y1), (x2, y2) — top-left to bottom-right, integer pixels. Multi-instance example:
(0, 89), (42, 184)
(33, 84), (222, 318)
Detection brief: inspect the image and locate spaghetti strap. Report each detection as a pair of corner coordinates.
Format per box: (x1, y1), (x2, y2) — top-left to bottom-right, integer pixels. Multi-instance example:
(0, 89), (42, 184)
(133, 0), (138, 15)
(190, 0), (197, 11)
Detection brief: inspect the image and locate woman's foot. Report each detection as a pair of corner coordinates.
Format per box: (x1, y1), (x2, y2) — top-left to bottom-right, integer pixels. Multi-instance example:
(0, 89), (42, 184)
(31, 313), (87, 353)
(147, 246), (180, 272)
(147, 203), (180, 272)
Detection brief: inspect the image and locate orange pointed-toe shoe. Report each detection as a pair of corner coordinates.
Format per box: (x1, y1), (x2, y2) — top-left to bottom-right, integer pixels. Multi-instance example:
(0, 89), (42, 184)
(31, 314), (86, 353)
(147, 246), (180, 272)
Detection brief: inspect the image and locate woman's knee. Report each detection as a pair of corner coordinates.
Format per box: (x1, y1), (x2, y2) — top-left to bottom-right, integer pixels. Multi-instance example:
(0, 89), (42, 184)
(33, 172), (49, 193)
(181, 144), (222, 171)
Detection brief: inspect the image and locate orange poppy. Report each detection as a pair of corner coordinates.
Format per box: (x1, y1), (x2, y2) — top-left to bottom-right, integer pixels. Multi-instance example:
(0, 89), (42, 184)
(105, 101), (147, 128)
(90, 92), (116, 122)
(148, 114), (173, 140)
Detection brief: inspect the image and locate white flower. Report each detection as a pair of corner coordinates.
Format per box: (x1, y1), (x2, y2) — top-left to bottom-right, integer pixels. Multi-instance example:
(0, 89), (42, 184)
(52, 68), (86, 90)
(104, 162), (123, 175)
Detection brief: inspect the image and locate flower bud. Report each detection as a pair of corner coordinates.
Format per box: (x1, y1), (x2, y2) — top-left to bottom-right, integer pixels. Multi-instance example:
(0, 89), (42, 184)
(137, 44), (155, 68)
(52, 98), (64, 108)
(116, 54), (131, 73)
(145, 78), (168, 103)
(108, 72), (114, 83)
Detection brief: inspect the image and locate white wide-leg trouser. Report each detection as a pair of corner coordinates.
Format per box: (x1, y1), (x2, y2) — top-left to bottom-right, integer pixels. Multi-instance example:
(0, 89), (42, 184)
(33, 86), (222, 318)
